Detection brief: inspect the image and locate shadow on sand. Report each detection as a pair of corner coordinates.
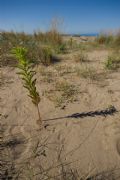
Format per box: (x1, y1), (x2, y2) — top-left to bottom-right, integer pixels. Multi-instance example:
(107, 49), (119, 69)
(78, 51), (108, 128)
(43, 106), (117, 122)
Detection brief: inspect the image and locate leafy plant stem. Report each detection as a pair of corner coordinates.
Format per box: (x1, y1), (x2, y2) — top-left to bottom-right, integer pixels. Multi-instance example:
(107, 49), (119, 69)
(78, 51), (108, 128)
(37, 104), (42, 125)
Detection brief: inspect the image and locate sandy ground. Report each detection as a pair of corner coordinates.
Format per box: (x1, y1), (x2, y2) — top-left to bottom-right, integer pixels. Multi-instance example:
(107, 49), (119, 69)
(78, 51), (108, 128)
(1, 48), (120, 179)
(62, 35), (96, 42)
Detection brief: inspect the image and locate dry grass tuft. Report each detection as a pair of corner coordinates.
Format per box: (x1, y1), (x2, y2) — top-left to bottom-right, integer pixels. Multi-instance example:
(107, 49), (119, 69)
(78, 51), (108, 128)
(74, 51), (89, 63)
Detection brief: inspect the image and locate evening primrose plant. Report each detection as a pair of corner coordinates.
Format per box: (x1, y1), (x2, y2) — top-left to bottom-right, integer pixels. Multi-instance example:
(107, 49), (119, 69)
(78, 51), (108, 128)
(12, 47), (42, 125)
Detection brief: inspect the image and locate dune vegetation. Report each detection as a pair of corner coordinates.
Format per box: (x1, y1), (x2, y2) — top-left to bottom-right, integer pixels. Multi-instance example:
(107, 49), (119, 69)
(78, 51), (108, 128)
(1, 28), (120, 179)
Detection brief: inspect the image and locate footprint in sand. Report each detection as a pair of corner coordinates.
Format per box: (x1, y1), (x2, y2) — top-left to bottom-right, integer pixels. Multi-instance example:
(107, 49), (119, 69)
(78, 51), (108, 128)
(5, 125), (32, 161)
(103, 119), (120, 157)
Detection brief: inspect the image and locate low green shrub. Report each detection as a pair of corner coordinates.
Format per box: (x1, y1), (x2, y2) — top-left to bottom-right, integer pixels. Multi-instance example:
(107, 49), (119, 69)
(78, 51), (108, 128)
(96, 34), (114, 46)
(96, 35), (107, 44)
(55, 43), (67, 54)
(34, 30), (63, 48)
(40, 46), (54, 66)
(105, 53), (120, 70)
(96, 32), (120, 48)
(114, 33), (120, 47)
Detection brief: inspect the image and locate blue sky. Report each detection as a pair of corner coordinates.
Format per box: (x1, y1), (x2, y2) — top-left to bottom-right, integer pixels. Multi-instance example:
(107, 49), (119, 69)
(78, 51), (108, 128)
(0, 0), (120, 34)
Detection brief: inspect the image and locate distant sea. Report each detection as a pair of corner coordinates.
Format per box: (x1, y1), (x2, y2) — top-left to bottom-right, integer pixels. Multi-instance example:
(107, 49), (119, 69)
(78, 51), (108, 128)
(80, 33), (99, 37)
(64, 33), (99, 37)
